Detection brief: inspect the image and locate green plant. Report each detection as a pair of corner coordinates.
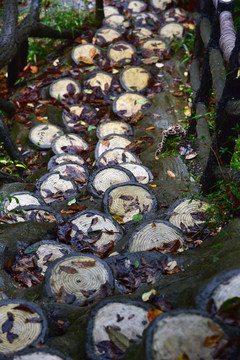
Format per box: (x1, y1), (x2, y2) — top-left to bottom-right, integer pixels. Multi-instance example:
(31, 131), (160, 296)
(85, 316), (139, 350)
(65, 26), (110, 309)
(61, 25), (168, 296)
(170, 29), (195, 65)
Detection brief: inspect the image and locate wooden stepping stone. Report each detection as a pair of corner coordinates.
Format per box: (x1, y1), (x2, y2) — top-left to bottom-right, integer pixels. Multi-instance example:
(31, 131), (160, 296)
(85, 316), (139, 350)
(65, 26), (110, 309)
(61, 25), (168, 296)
(150, 0), (173, 10)
(0, 205), (61, 224)
(103, 182), (157, 223)
(128, 220), (184, 252)
(89, 165), (135, 197)
(113, 92), (151, 120)
(49, 78), (81, 102)
(95, 134), (132, 159)
(96, 148), (141, 168)
(44, 254), (113, 305)
(141, 38), (167, 58)
(120, 66), (150, 92)
(63, 104), (97, 132)
(134, 12), (160, 27)
(96, 120), (133, 139)
(119, 162), (153, 184)
(159, 22), (184, 41)
(103, 15), (130, 30)
(167, 198), (210, 231)
(108, 42), (136, 65)
(2, 191), (42, 212)
(29, 123), (63, 149)
(164, 7), (187, 22)
(84, 71), (113, 94)
(104, 5), (119, 17)
(211, 271), (240, 310)
(86, 300), (150, 359)
(127, 0), (147, 12)
(145, 311), (227, 360)
(48, 154), (85, 171)
(12, 349), (70, 360)
(71, 43), (101, 65)
(50, 162), (88, 189)
(51, 133), (89, 155)
(93, 27), (122, 46)
(131, 27), (153, 41)
(10, 241), (74, 287)
(58, 210), (123, 257)
(0, 300), (47, 355)
(37, 172), (78, 204)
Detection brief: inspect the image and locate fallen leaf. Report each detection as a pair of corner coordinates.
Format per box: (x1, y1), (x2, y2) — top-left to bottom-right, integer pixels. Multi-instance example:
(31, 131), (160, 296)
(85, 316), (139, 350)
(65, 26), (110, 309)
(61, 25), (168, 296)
(105, 326), (130, 352)
(167, 170), (176, 178)
(60, 266), (78, 274)
(30, 65), (38, 74)
(145, 126), (155, 130)
(185, 152), (197, 160)
(147, 308), (163, 321)
(177, 354), (189, 360)
(89, 48), (96, 58)
(142, 289), (157, 302)
(204, 335), (223, 348)
(72, 259), (96, 268)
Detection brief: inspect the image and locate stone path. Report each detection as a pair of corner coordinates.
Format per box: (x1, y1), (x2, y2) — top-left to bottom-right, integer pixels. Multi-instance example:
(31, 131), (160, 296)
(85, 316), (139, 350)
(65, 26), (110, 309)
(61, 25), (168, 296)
(0, 1), (240, 359)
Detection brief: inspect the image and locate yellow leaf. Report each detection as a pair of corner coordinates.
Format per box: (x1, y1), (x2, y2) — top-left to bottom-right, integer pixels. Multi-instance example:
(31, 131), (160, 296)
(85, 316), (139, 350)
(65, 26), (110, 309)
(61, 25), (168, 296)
(167, 170), (176, 178)
(149, 184), (157, 187)
(78, 56), (94, 64)
(147, 308), (163, 321)
(177, 354), (189, 360)
(112, 214), (124, 224)
(142, 289), (157, 302)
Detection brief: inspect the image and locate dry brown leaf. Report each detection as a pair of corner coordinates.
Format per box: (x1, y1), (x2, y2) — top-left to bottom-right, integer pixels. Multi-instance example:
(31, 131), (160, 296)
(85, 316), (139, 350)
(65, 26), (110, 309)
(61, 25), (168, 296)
(30, 66), (38, 74)
(60, 266), (78, 274)
(204, 335), (223, 348)
(72, 260), (96, 268)
(78, 56), (94, 64)
(129, 111), (143, 124)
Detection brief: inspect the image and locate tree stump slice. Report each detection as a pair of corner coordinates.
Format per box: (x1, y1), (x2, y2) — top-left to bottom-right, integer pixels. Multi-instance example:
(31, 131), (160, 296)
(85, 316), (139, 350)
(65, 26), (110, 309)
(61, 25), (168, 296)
(51, 134), (89, 155)
(89, 166), (135, 198)
(120, 66), (151, 92)
(134, 12), (160, 27)
(84, 71), (113, 94)
(3, 192), (42, 212)
(96, 121), (133, 139)
(0, 300), (47, 355)
(158, 22), (184, 41)
(49, 78), (81, 102)
(28, 124), (64, 149)
(48, 154), (85, 171)
(103, 182), (157, 224)
(107, 42), (136, 65)
(212, 272), (240, 310)
(62, 105), (97, 133)
(59, 210), (123, 256)
(13, 348), (71, 360)
(50, 162), (88, 189)
(145, 311), (227, 360)
(132, 27), (153, 41)
(45, 254), (113, 305)
(103, 15), (130, 30)
(71, 44), (101, 65)
(128, 220), (184, 252)
(167, 198), (210, 231)
(150, 0), (174, 11)
(113, 93), (151, 120)
(86, 300), (150, 359)
(10, 240), (74, 287)
(96, 148), (141, 168)
(93, 27), (122, 46)
(127, 0), (147, 12)
(141, 39), (167, 58)
(37, 172), (78, 205)
(23, 240), (75, 276)
(119, 163), (153, 184)
(0, 205), (62, 224)
(104, 5), (120, 18)
(164, 8), (187, 22)
(95, 135), (132, 159)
